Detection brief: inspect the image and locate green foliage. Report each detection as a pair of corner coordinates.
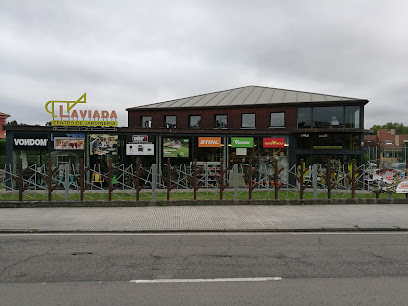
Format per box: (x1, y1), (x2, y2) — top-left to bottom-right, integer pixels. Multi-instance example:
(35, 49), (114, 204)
(0, 139), (5, 155)
(370, 122), (408, 135)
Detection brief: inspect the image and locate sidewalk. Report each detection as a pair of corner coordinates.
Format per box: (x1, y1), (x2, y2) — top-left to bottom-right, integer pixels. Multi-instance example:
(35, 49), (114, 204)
(1, 205), (408, 232)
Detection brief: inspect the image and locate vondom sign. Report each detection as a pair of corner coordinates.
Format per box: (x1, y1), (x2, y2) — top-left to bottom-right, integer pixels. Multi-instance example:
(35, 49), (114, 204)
(45, 93), (118, 127)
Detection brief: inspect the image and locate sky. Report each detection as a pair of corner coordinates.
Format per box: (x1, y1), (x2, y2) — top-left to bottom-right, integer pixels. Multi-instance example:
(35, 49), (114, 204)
(1, 0), (407, 128)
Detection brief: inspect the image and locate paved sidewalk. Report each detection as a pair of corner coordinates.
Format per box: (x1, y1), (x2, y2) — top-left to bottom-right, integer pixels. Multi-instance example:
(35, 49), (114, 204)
(1, 205), (408, 232)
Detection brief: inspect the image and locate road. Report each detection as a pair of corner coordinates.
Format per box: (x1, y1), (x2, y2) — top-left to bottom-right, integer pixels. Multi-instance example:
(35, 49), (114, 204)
(1, 232), (408, 305)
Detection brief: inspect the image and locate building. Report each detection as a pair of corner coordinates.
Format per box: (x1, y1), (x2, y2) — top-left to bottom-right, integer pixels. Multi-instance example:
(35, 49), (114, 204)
(4, 86), (369, 186)
(127, 85), (367, 166)
(0, 112), (10, 139)
(364, 129), (408, 166)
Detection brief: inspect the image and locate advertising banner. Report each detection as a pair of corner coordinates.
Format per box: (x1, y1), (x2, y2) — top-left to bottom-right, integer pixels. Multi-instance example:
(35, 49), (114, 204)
(163, 138), (189, 157)
(231, 137), (254, 148)
(90, 134), (118, 155)
(263, 138), (285, 148)
(396, 181), (408, 193)
(198, 137), (222, 147)
(126, 144), (154, 155)
(54, 137), (85, 150)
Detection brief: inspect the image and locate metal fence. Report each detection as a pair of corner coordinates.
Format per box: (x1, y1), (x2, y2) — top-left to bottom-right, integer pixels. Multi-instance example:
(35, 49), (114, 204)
(0, 158), (404, 201)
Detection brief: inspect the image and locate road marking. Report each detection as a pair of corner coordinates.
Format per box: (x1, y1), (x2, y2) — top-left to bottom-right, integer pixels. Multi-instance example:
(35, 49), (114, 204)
(130, 277), (282, 284)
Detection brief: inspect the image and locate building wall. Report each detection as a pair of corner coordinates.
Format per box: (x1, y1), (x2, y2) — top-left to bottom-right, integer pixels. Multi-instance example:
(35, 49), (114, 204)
(128, 105), (297, 130)
(0, 117), (7, 138)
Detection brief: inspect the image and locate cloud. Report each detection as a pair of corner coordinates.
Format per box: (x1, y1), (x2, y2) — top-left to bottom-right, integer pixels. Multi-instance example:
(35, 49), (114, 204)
(1, 0), (408, 129)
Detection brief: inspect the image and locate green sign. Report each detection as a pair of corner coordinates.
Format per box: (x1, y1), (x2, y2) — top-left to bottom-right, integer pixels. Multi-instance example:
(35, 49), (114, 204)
(231, 137), (254, 148)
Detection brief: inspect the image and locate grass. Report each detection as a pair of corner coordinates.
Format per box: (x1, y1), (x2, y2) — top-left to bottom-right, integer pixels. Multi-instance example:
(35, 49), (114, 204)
(1, 189), (407, 201)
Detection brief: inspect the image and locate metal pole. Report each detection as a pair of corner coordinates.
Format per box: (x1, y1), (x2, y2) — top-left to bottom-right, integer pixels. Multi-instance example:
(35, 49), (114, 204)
(233, 164), (238, 200)
(64, 163), (69, 200)
(312, 164), (317, 199)
(151, 164), (156, 200)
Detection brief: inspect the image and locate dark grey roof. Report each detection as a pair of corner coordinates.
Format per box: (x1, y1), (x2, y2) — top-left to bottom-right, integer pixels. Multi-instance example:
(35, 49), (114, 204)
(127, 85), (365, 110)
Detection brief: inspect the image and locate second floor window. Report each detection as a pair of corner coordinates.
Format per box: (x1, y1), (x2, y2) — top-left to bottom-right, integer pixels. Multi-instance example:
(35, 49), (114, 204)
(270, 112), (285, 128)
(241, 113), (255, 128)
(141, 116), (152, 128)
(165, 115), (176, 128)
(215, 114), (227, 128)
(189, 115), (201, 129)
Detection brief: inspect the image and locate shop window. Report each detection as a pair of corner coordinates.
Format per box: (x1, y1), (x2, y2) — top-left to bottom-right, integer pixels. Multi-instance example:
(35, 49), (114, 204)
(270, 112), (285, 128)
(345, 106), (360, 128)
(313, 106), (344, 128)
(297, 107), (312, 128)
(241, 113), (255, 128)
(215, 114), (227, 128)
(189, 115), (201, 129)
(165, 115), (176, 128)
(141, 116), (152, 128)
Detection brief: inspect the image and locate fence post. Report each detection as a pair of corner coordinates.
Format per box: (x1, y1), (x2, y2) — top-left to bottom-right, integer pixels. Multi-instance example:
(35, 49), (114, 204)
(312, 164), (317, 199)
(233, 164), (238, 200)
(64, 163), (70, 200)
(152, 164), (156, 200)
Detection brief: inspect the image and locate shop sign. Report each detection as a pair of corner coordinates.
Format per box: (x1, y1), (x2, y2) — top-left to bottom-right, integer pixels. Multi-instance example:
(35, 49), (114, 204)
(198, 137), (221, 147)
(313, 146), (342, 149)
(132, 135), (148, 143)
(263, 138), (285, 148)
(163, 138), (189, 157)
(54, 137), (85, 150)
(13, 135), (49, 150)
(231, 137), (254, 148)
(45, 93), (118, 127)
(396, 181), (408, 193)
(90, 134), (118, 155)
(126, 144), (154, 155)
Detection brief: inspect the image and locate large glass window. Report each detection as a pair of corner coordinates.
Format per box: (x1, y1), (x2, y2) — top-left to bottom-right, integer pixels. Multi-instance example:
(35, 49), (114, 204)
(345, 106), (360, 128)
(270, 112), (285, 127)
(297, 107), (312, 128)
(189, 115), (201, 129)
(313, 106), (344, 128)
(215, 114), (227, 128)
(241, 113), (255, 128)
(165, 115), (176, 128)
(141, 116), (152, 128)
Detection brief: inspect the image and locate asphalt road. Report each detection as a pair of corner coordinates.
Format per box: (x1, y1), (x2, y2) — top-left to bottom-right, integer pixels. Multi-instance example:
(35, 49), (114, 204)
(1, 233), (408, 305)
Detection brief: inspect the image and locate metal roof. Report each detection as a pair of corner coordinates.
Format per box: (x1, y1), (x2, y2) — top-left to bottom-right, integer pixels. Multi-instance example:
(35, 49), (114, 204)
(127, 85), (365, 110)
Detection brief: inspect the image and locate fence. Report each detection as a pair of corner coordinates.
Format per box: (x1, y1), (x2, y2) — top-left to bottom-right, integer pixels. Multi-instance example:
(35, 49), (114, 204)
(1, 158), (407, 202)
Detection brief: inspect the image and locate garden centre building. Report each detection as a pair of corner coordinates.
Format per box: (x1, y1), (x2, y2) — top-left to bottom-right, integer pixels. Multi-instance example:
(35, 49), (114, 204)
(4, 85), (369, 185)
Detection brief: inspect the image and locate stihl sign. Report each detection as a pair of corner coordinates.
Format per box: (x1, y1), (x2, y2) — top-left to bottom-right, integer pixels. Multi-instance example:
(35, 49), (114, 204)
(198, 137), (222, 147)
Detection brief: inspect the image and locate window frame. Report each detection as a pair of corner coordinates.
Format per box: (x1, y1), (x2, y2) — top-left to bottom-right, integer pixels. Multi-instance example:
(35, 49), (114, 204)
(189, 115), (201, 129)
(165, 115), (177, 129)
(141, 116), (152, 128)
(241, 113), (256, 129)
(269, 112), (285, 128)
(214, 114), (228, 129)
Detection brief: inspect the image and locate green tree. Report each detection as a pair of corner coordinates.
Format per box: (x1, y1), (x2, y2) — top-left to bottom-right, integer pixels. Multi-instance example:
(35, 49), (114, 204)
(370, 122), (408, 135)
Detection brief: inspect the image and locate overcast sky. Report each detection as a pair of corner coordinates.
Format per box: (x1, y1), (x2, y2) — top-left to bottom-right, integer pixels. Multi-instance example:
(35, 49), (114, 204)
(1, 0), (407, 128)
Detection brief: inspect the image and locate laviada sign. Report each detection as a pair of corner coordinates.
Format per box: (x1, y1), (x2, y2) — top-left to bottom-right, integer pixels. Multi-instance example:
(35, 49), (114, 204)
(45, 93), (118, 127)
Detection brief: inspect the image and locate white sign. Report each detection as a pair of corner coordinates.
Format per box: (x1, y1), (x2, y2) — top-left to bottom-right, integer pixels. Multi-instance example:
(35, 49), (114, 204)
(14, 138), (48, 147)
(236, 148), (247, 156)
(126, 144), (154, 155)
(396, 181), (408, 193)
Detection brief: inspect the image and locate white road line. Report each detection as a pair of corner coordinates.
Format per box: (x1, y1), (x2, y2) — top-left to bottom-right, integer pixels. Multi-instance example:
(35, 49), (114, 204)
(130, 277), (282, 284)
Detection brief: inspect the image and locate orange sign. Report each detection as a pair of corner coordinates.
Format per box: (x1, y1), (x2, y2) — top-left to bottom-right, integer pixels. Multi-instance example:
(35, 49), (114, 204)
(263, 138), (285, 148)
(198, 137), (222, 147)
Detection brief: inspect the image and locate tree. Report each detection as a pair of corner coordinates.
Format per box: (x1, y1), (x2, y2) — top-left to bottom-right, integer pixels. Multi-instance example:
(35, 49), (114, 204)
(370, 122), (408, 135)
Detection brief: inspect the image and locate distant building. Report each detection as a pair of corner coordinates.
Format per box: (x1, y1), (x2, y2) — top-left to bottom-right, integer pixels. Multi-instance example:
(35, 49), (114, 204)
(0, 112), (10, 139)
(364, 129), (408, 165)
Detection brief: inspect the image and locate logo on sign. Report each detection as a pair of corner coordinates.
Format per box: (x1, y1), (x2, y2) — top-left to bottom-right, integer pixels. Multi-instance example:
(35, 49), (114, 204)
(198, 137), (221, 147)
(132, 135), (148, 143)
(14, 139), (48, 146)
(263, 138), (285, 148)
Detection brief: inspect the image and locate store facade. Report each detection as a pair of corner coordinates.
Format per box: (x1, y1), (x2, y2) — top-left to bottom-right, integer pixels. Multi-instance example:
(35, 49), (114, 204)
(4, 86), (369, 187)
